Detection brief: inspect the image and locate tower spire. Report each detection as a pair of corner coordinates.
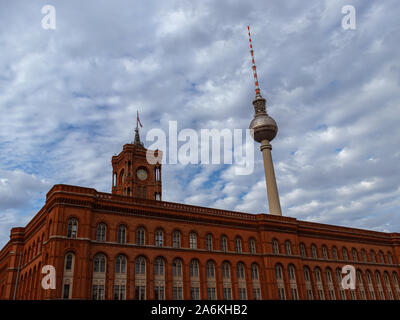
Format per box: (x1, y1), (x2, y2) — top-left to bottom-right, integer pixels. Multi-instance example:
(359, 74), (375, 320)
(247, 26), (282, 216)
(247, 25), (261, 98)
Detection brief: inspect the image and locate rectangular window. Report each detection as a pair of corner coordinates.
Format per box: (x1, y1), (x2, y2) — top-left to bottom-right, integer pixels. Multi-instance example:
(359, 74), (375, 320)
(307, 290), (313, 300)
(207, 287), (217, 300)
(290, 288), (298, 300)
(173, 287), (183, 300)
(114, 284), (126, 300)
(370, 290), (376, 300)
(223, 287), (232, 300)
(318, 290), (325, 300)
(190, 287), (200, 300)
(278, 287), (286, 300)
(135, 286), (146, 300)
(253, 288), (261, 300)
(238, 287), (247, 300)
(92, 285), (105, 300)
(340, 290), (346, 300)
(63, 284), (70, 299)
(329, 290), (335, 300)
(154, 286), (164, 300)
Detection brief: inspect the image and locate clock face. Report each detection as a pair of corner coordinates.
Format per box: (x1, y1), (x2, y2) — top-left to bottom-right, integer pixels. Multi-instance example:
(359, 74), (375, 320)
(136, 168), (148, 181)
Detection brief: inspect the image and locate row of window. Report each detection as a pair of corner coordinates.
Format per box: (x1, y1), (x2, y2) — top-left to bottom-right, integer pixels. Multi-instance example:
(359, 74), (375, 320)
(66, 219), (397, 265)
(274, 263), (400, 300)
(63, 252), (262, 300)
(67, 219), (257, 253)
(85, 253), (261, 280)
(272, 239), (395, 265)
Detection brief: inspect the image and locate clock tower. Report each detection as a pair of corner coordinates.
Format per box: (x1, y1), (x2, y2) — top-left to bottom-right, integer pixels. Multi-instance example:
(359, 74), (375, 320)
(111, 126), (162, 200)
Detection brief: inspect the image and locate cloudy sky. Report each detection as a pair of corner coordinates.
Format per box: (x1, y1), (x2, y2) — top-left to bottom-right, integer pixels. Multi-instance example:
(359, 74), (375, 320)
(0, 0), (399, 248)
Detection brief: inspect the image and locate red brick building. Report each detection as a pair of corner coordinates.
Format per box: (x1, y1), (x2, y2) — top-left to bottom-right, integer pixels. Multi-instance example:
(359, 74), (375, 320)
(1, 133), (400, 300)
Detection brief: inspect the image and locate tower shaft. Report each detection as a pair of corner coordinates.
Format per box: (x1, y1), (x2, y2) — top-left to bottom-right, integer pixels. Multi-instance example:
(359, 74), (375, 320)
(260, 140), (282, 215)
(247, 26), (282, 216)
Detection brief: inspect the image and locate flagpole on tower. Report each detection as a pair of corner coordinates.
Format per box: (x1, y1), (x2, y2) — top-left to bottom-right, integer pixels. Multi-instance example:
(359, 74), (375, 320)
(134, 110), (144, 146)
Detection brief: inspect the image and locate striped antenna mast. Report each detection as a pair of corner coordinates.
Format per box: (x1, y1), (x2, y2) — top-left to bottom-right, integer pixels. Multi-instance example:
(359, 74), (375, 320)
(247, 25), (261, 97)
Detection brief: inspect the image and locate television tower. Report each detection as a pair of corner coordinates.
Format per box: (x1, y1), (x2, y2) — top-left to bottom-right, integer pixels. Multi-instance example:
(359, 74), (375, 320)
(247, 26), (282, 216)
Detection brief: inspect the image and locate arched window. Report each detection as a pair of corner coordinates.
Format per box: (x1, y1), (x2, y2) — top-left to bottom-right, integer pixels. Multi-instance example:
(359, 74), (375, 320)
(135, 256), (146, 300)
(370, 250), (376, 263)
(235, 237), (242, 253)
(275, 264), (286, 300)
(322, 245), (328, 259)
(288, 264), (298, 300)
(387, 252), (393, 265)
(136, 227), (145, 245)
(366, 270), (372, 284)
(314, 268), (322, 282)
(154, 257), (164, 276)
(365, 270), (375, 300)
(332, 246), (338, 260)
(383, 272), (393, 300)
(237, 263), (245, 280)
(222, 262), (230, 279)
(285, 240), (292, 255)
(237, 262), (247, 300)
(275, 264), (283, 280)
(117, 225), (126, 244)
(221, 236), (228, 252)
(342, 247), (348, 261)
(300, 243), (306, 257)
(115, 255), (126, 273)
(190, 260), (199, 277)
(304, 267), (311, 281)
(113, 172), (117, 187)
(67, 218), (78, 238)
(311, 244), (317, 259)
(249, 238), (256, 254)
(189, 259), (200, 300)
(93, 254), (106, 273)
(155, 229), (163, 247)
(135, 256), (146, 275)
(173, 259), (182, 277)
(155, 167), (161, 181)
(379, 251), (385, 264)
(352, 248), (358, 261)
(361, 249), (367, 262)
(119, 169), (125, 185)
(189, 232), (197, 249)
(206, 260), (217, 300)
(314, 267), (325, 300)
(206, 234), (213, 251)
(251, 263), (259, 280)
(288, 265), (296, 281)
(304, 266), (313, 300)
(65, 253), (74, 271)
(272, 239), (279, 254)
(392, 272), (400, 299)
(63, 253), (75, 299)
(96, 223), (106, 242)
(357, 270), (367, 300)
(206, 261), (215, 278)
(173, 231), (181, 248)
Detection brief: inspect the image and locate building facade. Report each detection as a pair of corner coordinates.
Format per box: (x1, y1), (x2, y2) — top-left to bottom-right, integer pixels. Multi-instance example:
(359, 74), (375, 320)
(1, 137), (400, 300)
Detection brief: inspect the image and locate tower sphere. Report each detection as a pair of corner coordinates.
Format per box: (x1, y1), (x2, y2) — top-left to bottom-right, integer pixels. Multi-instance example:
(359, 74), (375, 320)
(249, 95), (278, 143)
(249, 113), (278, 143)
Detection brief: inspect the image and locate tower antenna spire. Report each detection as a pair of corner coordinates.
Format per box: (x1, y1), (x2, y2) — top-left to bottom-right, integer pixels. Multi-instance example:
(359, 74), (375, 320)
(247, 25), (261, 97)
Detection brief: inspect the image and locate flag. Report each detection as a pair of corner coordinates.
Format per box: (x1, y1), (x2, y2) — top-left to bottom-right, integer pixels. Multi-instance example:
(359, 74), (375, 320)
(137, 110), (143, 128)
